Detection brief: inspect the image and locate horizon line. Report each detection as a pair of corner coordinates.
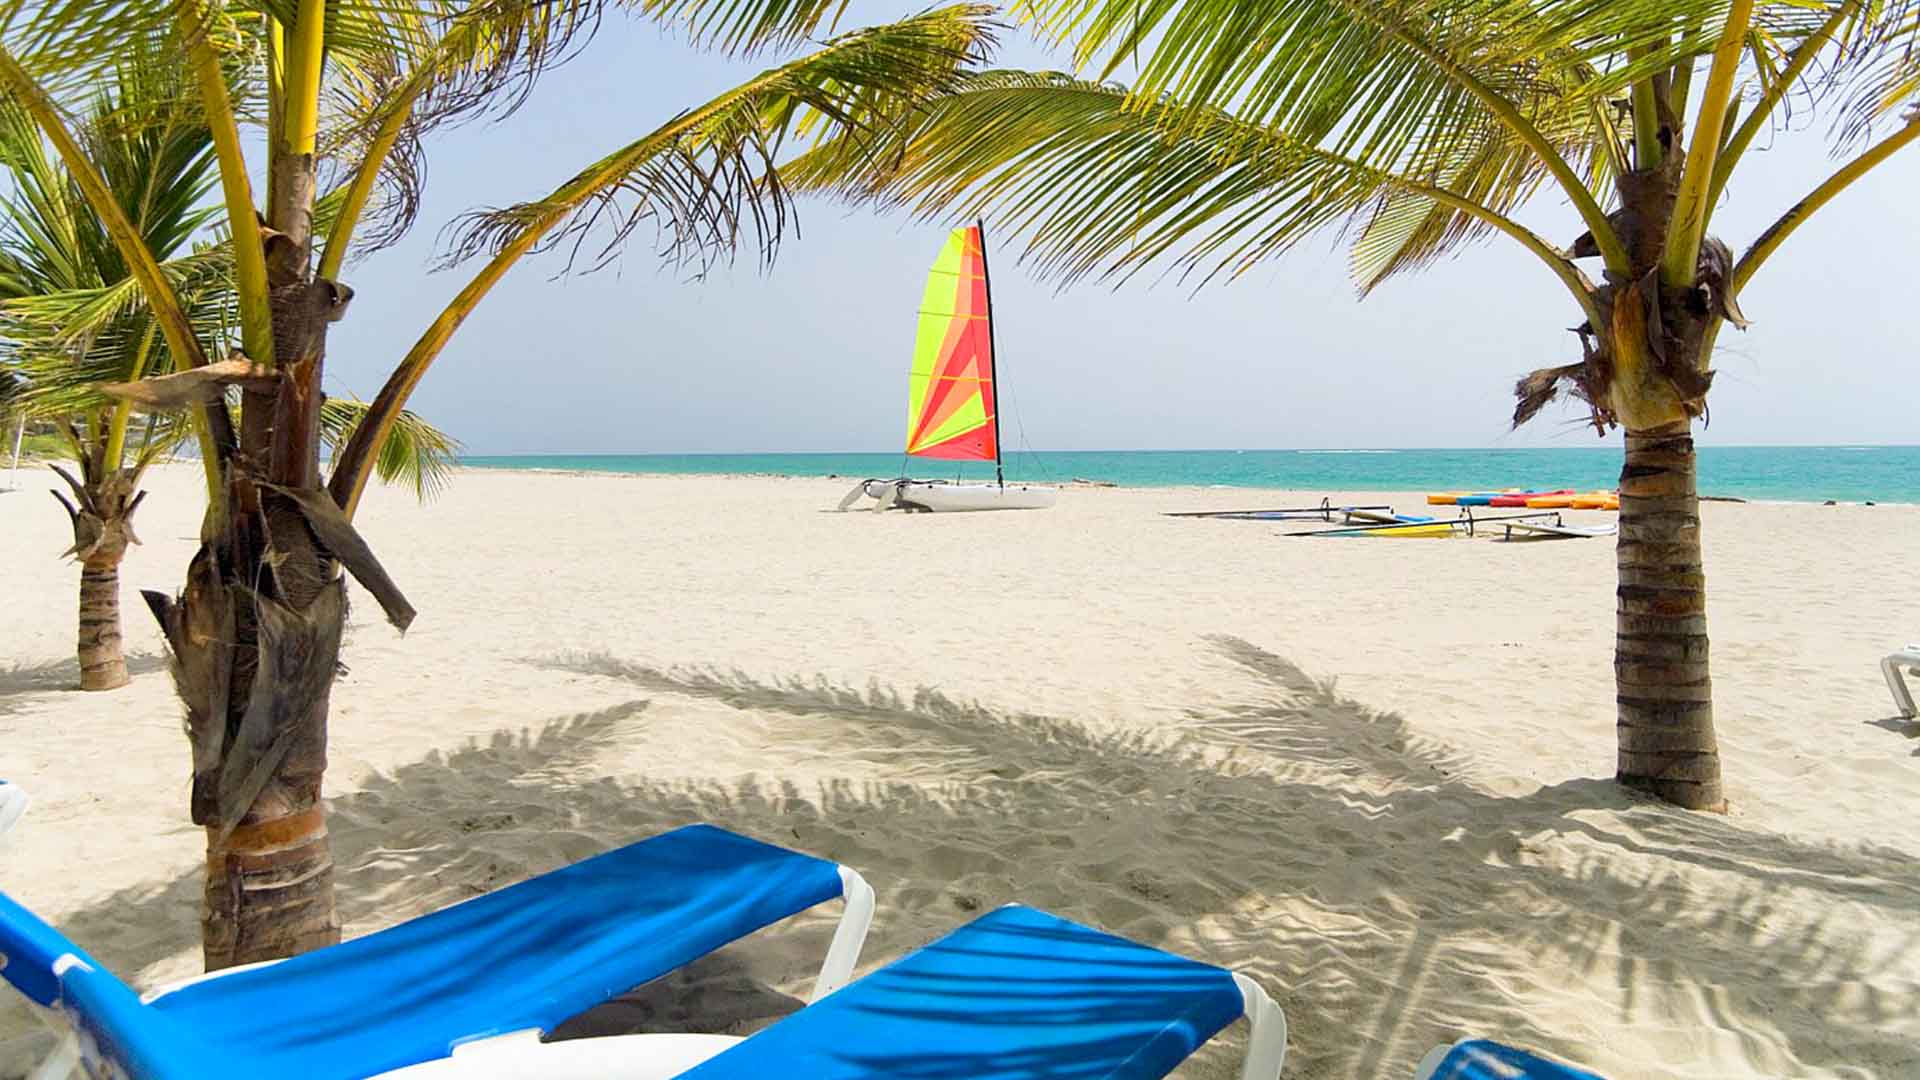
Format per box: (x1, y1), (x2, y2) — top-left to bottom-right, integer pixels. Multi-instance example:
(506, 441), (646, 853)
(456, 444), (1920, 457)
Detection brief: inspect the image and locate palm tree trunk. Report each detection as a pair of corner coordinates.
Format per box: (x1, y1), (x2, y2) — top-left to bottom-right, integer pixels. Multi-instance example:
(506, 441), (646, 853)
(53, 467), (143, 692)
(149, 543), (347, 970)
(144, 267), (357, 969)
(204, 815), (338, 963)
(77, 552), (129, 691)
(1614, 422), (1724, 810)
(200, 619), (342, 967)
(195, 530), (345, 970)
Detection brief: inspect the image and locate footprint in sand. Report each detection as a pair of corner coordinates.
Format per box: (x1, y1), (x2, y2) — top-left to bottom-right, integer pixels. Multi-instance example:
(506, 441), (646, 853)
(1122, 868), (1176, 903)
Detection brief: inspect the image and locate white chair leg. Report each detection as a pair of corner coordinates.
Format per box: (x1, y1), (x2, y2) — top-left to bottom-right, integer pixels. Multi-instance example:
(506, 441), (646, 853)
(1231, 972), (1288, 1080)
(1412, 1040), (1468, 1080)
(1885, 653), (1919, 719)
(810, 866), (874, 1002)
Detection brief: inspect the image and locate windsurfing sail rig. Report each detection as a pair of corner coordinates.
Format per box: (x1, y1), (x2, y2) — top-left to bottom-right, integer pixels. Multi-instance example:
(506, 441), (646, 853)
(836, 223), (1054, 513)
(907, 224), (999, 467)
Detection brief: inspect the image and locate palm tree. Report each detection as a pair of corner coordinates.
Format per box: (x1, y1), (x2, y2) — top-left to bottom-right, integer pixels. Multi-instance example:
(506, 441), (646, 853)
(0, 1), (993, 967)
(0, 46), (458, 694)
(789, 1), (1920, 812)
(0, 48), (218, 691)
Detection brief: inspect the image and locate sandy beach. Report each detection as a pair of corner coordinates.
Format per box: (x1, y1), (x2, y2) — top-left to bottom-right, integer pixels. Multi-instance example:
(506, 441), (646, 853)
(2, 463), (1916, 1078)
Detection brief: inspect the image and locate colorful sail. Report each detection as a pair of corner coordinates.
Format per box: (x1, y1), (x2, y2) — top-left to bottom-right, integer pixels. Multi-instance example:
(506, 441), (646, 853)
(906, 226), (997, 461)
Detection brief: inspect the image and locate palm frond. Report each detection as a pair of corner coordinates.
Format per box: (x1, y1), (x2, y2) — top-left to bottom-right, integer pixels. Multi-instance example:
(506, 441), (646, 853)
(318, 395), (461, 501)
(1807, 0), (1920, 147)
(632, 0), (854, 53)
(0, 1), (179, 100)
(1346, 96), (1614, 294)
(784, 72), (1581, 295)
(0, 32), (233, 447)
(1026, 0), (1732, 181)
(3, 243), (233, 345)
(328, 4), (998, 513)
(438, 5), (997, 277)
(317, 0), (610, 262)
(0, 92), (86, 296)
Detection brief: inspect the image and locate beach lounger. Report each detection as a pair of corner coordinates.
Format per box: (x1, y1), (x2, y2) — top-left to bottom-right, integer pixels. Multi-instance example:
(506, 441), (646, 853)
(1884, 644), (1920, 719)
(0, 823), (874, 1079)
(547, 903), (1285, 1079)
(1414, 1038), (1604, 1079)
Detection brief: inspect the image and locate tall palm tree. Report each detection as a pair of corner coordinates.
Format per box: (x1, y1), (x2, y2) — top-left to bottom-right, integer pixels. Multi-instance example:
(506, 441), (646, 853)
(0, 46), (458, 693)
(789, 0), (1920, 812)
(0, 1), (994, 968)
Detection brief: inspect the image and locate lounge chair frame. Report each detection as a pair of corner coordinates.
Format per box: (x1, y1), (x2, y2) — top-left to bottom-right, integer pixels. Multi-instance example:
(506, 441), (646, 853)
(1231, 971), (1291, 1079)
(1884, 646), (1919, 720)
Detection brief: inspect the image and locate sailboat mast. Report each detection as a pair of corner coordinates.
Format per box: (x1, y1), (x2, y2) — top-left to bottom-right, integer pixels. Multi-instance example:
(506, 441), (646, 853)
(976, 218), (1005, 489)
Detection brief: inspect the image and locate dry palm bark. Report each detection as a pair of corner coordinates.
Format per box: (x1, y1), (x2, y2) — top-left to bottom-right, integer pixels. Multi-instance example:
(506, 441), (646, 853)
(138, 211), (409, 969)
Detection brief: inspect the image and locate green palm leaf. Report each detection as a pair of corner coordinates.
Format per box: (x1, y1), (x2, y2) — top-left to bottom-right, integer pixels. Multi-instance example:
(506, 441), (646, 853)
(438, 4), (997, 276)
(786, 72), (1583, 294)
(0, 29), (231, 473)
(319, 396), (462, 500)
(1807, 0), (1920, 146)
(328, 3), (998, 509)
(1033, 0), (1724, 171)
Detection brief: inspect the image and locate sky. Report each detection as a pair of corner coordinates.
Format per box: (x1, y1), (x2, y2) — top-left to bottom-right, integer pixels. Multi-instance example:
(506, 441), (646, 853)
(321, 13), (1920, 455)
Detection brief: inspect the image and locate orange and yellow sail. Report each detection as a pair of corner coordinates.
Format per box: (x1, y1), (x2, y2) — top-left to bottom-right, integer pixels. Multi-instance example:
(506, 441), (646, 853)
(906, 226), (997, 461)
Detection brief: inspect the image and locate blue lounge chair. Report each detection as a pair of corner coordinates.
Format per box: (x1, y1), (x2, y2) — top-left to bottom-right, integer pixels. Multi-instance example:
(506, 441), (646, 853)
(0, 821), (874, 1079)
(1415, 1038), (1605, 1079)
(580, 903), (1288, 1079)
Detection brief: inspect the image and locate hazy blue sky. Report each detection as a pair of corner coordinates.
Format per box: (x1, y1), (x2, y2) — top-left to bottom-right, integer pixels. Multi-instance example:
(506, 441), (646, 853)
(323, 13), (1920, 454)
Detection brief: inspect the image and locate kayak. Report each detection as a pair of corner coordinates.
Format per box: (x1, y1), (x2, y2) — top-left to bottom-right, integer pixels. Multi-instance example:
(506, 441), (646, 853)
(1526, 495), (1574, 508)
(1570, 493), (1619, 510)
(1490, 491), (1569, 507)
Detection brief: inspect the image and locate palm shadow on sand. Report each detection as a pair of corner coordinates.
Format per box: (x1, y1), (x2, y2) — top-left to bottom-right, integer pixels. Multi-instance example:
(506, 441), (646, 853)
(0, 654), (168, 715)
(19, 638), (1919, 1078)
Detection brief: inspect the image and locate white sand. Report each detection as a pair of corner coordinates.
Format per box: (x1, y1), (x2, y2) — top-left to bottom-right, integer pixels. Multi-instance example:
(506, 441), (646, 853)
(2, 463), (1917, 1077)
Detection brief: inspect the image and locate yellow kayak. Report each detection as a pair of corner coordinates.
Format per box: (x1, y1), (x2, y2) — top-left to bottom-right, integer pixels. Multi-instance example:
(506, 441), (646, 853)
(1426, 492), (1463, 505)
(1525, 495), (1574, 508)
(1570, 493), (1619, 510)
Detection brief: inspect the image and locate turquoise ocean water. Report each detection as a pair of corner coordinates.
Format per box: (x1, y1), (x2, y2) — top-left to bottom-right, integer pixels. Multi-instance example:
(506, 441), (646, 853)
(462, 446), (1920, 504)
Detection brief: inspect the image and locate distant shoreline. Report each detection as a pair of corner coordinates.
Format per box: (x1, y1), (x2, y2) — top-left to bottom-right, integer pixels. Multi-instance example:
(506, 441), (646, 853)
(454, 446), (1920, 505)
(447, 464), (1912, 508)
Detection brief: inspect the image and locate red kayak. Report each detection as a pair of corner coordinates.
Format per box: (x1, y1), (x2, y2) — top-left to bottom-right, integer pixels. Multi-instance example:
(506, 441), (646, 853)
(1488, 489), (1570, 507)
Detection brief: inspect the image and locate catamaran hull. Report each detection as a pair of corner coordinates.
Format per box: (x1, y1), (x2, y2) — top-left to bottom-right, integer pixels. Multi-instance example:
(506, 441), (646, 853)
(846, 479), (1057, 512)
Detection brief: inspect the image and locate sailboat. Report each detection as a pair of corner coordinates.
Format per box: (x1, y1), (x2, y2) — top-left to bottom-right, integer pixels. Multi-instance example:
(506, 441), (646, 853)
(838, 222), (1058, 513)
